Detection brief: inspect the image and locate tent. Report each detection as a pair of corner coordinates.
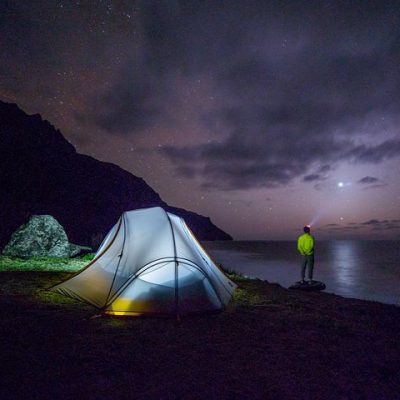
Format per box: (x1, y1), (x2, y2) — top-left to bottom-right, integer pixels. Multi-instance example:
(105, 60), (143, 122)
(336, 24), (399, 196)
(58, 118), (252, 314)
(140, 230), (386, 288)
(52, 207), (236, 316)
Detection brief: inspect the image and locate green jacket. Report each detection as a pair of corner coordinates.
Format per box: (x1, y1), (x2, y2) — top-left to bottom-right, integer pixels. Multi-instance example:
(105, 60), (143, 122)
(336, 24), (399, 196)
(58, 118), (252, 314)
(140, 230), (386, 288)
(297, 233), (314, 256)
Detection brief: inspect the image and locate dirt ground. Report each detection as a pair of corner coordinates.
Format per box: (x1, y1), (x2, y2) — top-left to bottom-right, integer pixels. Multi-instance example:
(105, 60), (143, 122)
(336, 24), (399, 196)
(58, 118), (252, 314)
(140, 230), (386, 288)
(0, 271), (399, 400)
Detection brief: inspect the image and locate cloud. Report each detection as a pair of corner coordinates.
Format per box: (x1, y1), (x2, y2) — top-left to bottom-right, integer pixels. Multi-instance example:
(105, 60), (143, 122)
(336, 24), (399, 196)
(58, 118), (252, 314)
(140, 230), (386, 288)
(225, 199), (253, 208)
(303, 174), (321, 182)
(319, 219), (400, 233)
(362, 183), (388, 190)
(357, 176), (388, 190)
(156, 2), (400, 190)
(163, 136), (400, 190)
(72, 1), (190, 134)
(318, 165), (332, 173)
(358, 176), (379, 184)
(371, 220), (400, 231)
(362, 219), (380, 225)
(319, 225), (362, 232)
(6, 0), (399, 191)
(346, 140), (400, 164)
(83, 75), (167, 134)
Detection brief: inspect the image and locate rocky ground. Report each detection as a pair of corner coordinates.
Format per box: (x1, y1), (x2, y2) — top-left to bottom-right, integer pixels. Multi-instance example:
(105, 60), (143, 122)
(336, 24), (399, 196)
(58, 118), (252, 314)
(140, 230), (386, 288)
(0, 270), (399, 400)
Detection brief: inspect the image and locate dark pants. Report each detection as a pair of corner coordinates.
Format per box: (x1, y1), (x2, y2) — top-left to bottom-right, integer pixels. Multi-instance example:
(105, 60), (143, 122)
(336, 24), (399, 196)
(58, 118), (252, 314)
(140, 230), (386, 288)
(300, 254), (314, 280)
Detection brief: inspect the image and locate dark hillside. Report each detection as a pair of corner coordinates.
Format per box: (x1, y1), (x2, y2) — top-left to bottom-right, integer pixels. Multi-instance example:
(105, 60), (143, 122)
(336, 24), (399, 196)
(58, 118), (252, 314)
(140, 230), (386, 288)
(0, 100), (232, 248)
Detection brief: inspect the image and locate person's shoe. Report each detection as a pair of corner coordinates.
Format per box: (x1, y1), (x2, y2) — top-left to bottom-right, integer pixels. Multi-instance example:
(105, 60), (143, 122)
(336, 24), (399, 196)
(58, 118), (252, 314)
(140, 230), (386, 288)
(308, 279), (314, 284)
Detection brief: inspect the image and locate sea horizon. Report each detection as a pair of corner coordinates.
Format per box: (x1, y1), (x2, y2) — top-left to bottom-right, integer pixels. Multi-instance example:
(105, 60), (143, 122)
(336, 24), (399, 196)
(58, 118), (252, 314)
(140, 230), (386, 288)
(223, 238), (400, 242)
(203, 240), (400, 306)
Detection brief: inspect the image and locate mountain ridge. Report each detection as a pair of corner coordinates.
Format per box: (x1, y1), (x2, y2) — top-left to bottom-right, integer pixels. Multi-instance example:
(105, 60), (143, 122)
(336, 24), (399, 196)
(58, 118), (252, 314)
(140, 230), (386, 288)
(0, 100), (232, 249)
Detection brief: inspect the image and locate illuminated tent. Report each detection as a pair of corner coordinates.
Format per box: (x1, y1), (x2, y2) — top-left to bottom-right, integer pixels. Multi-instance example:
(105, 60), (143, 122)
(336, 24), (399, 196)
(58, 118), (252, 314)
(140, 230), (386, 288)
(52, 207), (236, 316)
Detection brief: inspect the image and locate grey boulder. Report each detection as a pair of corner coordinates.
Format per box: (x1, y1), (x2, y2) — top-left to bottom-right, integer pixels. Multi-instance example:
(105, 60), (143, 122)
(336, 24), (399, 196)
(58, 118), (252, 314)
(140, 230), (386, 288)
(2, 215), (89, 257)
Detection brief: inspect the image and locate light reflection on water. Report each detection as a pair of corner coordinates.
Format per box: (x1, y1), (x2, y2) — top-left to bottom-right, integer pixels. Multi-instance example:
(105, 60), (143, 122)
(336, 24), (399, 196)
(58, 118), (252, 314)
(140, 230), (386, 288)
(203, 240), (400, 305)
(329, 241), (359, 292)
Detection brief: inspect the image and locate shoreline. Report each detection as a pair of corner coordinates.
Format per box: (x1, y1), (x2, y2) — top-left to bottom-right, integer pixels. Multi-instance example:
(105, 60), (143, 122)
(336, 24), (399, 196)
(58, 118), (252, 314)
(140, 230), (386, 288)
(203, 240), (400, 307)
(1, 270), (399, 399)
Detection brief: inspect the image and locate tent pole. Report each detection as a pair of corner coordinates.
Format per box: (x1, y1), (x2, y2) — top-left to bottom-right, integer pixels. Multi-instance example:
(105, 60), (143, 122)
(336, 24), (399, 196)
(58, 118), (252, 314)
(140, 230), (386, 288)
(165, 211), (179, 318)
(103, 213), (127, 310)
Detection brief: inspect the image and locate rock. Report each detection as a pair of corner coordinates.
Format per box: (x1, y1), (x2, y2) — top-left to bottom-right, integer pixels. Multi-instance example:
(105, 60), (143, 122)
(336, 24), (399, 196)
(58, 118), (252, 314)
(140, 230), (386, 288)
(68, 243), (93, 257)
(2, 215), (84, 257)
(289, 280), (326, 291)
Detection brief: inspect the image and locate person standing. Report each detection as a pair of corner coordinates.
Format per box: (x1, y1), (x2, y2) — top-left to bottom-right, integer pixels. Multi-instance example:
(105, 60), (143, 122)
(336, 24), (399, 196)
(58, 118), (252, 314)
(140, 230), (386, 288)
(297, 225), (315, 283)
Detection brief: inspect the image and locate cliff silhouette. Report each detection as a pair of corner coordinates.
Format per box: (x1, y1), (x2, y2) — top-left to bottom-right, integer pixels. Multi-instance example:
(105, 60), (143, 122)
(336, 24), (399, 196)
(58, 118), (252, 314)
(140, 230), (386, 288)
(0, 100), (232, 249)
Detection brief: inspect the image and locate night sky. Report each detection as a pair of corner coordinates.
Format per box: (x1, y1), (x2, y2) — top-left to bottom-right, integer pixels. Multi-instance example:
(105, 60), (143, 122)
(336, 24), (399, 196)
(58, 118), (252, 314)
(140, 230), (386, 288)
(1, 0), (400, 240)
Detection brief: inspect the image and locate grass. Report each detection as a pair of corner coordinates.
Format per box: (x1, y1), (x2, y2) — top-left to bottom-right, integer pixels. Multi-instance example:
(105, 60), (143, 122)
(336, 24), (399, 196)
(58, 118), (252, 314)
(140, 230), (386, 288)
(218, 263), (246, 279)
(0, 255), (258, 308)
(0, 253), (95, 272)
(1, 257), (400, 399)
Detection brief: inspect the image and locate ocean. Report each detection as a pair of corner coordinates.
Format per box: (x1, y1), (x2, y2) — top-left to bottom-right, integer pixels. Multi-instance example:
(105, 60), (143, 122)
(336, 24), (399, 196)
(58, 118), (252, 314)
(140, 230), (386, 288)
(202, 240), (400, 306)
